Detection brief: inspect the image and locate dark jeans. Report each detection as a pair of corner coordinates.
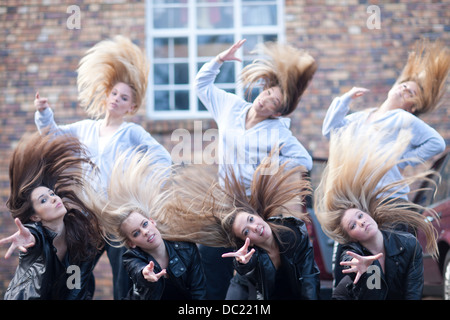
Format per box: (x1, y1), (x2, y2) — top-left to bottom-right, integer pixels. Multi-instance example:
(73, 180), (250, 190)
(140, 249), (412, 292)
(198, 245), (234, 300)
(93, 242), (132, 300)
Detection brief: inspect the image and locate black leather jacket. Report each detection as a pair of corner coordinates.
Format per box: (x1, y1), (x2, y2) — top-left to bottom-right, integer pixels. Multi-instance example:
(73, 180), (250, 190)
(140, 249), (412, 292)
(234, 216), (320, 300)
(123, 240), (206, 300)
(4, 222), (96, 300)
(333, 230), (424, 300)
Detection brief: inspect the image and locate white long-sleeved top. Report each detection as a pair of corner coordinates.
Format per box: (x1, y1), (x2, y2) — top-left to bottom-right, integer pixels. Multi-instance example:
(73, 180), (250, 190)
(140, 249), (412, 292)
(195, 59), (312, 191)
(35, 108), (172, 192)
(322, 93), (446, 199)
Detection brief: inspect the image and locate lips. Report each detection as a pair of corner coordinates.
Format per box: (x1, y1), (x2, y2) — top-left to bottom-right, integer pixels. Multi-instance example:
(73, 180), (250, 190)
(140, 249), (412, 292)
(259, 226), (264, 236)
(147, 234), (155, 243)
(55, 202), (63, 209)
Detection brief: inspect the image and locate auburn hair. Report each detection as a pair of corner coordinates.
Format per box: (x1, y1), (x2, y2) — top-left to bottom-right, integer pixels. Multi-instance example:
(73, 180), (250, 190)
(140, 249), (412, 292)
(6, 131), (103, 263)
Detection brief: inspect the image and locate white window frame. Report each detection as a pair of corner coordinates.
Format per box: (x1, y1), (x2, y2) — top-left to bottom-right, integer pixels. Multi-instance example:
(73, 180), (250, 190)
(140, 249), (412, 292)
(145, 0), (285, 120)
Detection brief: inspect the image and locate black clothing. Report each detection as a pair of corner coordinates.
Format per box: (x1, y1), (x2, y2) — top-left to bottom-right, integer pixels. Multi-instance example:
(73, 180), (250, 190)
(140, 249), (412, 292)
(4, 222), (96, 300)
(233, 216), (320, 300)
(332, 230), (424, 300)
(123, 240), (206, 300)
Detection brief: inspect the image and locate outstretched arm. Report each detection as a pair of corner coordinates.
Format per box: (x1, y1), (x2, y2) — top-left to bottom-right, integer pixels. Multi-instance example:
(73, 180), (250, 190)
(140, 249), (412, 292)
(0, 218), (35, 259)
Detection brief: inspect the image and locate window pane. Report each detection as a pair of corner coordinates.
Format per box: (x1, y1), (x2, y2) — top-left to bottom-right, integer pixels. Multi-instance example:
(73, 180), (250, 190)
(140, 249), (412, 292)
(215, 62), (235, 83)
(242, 34), (278, 55)
(174, 38), (188, 57)
(174, 63), (189, 84)
(153, 7), (188, 28)
(197, 34), (234, 57)
(154, 64), (169, 85)
(154, 38), (169, 58)
(197, 6), (234, 29)
(242, 5), (277, 26)
(175, 91), (189, 110)
(154, 38), (188, 58)
(154, 91), (170, 111)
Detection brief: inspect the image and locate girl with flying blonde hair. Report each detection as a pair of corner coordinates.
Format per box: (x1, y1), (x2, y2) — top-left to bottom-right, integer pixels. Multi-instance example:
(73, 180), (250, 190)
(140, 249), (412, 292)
(82, 152), (206, 300)
(33, 35), (172, 299)
(322, 39), (450, 201)
(315, 123), (439, 300)
(195, 38), (317, 299)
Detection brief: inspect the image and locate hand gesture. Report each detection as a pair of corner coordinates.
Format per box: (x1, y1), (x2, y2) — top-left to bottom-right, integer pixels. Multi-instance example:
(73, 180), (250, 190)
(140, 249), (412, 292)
(217, 39), (246, 63)
(34, 91), (50, 112)
(0, 218), (36, 259)
(340, 251), (383, 284)
(346, 87), (370, 99)
(142, 260), (167, 282)
(221, 237), (255, 264)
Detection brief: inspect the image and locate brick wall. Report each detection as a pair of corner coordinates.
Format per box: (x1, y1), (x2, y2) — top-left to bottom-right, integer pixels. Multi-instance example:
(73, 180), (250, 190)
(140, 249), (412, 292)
(0, 0), (449, 299)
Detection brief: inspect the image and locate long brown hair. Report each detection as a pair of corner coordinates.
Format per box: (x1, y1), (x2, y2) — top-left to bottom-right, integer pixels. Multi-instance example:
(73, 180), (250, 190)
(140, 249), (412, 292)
(6, 131), (103, 263)
(241, 42), (317, 116)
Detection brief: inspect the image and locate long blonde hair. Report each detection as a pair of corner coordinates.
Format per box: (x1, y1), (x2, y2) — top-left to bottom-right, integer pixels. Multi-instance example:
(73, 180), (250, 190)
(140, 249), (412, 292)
(241, 42), (317, 116)
(314, 123), (439, 259)
(77, 35), (149, 119)
(81, 149), (171, 247)
(155, 154), (312, 248)
(395, 39), (450, 116)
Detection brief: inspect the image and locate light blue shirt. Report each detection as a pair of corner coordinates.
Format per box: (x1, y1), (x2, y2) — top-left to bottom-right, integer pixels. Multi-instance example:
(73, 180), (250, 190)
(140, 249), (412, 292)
(322, 93), (446, 199)
(195, 59), (312, 192)
(35, 108), (172, 192)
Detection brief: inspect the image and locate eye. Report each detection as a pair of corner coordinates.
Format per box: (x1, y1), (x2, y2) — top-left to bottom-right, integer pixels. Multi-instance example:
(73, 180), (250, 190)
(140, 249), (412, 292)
(143, 220), (148, 228)
(40, 198), (47, 204)
(132, 230), (140, 238)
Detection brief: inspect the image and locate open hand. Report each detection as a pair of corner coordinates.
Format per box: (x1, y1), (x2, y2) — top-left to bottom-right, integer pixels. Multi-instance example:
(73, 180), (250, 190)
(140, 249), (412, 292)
(216, 39), (246, 63)
(340, 251), (383, 284)
(142, 260), (167, 282)
(0, 218), (35, 259)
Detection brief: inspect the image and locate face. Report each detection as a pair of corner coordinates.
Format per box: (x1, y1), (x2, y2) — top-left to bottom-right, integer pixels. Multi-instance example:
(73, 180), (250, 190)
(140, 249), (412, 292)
(232, 211), (272, 246)
(341, 208), (379, 243)
(120, 211), (163, 251)
(106, 82), (136, 117)
(388, 81), (419, 113)
(252, 86), (283, 118)
(30, 186), (67, 224)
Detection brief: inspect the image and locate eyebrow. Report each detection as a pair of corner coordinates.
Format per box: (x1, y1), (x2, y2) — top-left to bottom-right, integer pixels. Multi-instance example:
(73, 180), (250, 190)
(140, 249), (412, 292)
(36, 189), (52, 202)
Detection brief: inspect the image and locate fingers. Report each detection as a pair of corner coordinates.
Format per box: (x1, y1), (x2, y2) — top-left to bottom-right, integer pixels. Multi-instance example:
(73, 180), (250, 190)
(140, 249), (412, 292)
(221, 251), (238, 258)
